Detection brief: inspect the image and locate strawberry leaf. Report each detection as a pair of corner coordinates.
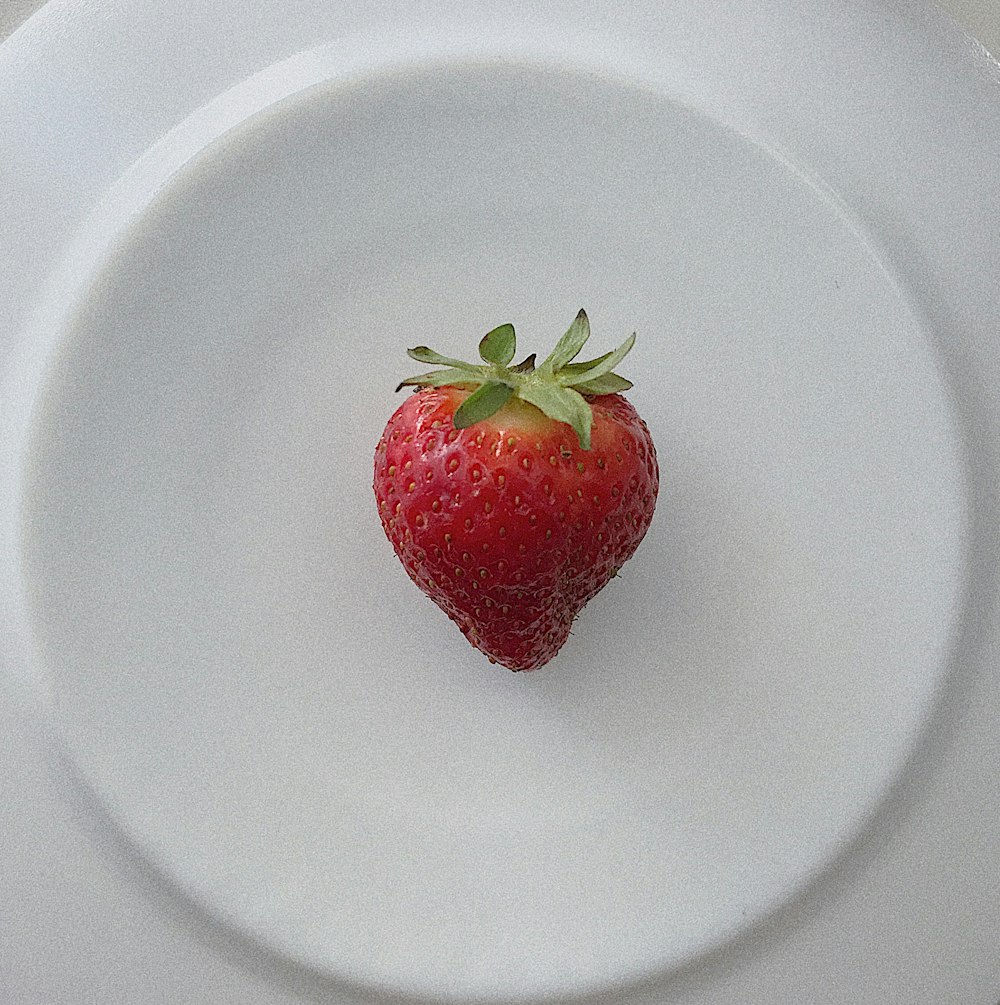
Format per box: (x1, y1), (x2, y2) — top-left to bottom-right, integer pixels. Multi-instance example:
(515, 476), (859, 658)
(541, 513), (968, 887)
(479, 323), (516, 366)
(453, 381), (515, 428)
(574, 372), (633, 395)
(395, 367), (481, 392)
(407, 346), (485, 371)
(392, 311), (638, 443)
(538, 309), (591, 374)
(557, 332), (635, 386)
(518, 382), (593, 449)
(558, 350), (612, 376)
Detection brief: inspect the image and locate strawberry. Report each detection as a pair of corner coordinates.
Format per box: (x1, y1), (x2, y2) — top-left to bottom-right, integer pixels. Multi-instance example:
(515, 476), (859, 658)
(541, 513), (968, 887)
(373, 310), (658, 671)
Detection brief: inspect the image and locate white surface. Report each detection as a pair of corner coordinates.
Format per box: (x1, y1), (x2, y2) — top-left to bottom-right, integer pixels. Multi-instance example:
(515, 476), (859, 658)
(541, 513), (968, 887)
(2, 3), (1000, 1005)
(15, 53), (967, 1001)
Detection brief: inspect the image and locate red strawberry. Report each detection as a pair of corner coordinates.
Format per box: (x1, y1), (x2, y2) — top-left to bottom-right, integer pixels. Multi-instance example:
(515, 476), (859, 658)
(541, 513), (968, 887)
(373, 310), (658, 671)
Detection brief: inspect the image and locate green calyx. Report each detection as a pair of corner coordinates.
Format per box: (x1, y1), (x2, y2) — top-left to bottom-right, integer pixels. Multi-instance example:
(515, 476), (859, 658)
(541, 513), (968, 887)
(395, 310), (635, 450)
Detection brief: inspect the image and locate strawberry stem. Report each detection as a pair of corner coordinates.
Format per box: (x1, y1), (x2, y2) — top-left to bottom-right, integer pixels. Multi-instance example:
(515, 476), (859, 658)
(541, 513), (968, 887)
(396, 310), (636, 449)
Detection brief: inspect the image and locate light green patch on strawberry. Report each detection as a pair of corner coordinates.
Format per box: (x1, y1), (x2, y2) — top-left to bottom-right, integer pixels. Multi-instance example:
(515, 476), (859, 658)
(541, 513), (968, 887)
(517, 383), (593, 450)
(399, 309), (636, 450)
(453, 381), (515, 429)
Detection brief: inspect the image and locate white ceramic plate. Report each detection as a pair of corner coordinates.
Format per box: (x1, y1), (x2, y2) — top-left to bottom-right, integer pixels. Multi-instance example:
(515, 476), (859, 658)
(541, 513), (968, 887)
(2, 3), (999, 1003)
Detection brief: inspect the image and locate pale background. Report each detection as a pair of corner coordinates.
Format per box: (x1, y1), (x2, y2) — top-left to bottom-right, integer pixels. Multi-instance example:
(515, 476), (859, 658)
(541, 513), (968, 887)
(0, 2), (997, 1005)
(1, 0), (999, 51)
